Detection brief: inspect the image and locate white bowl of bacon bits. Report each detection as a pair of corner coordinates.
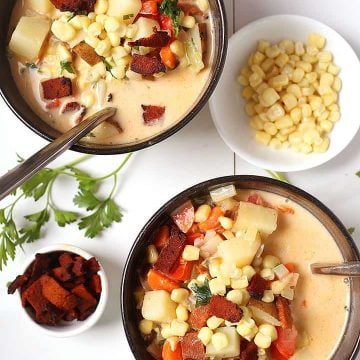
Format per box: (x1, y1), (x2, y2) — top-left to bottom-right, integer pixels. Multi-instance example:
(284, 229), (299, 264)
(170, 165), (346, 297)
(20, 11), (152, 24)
(7, 244), (108, 337)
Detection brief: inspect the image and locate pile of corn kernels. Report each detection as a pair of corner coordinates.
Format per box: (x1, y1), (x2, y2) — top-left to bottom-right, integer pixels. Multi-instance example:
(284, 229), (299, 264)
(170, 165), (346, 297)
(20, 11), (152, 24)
(237, 33), (341, 154)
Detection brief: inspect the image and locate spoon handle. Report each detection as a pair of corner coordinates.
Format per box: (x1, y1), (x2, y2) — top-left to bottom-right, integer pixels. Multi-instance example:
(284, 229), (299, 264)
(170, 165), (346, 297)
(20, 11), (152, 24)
(311, 262), (360, 276)
(0, 107), (116, 201)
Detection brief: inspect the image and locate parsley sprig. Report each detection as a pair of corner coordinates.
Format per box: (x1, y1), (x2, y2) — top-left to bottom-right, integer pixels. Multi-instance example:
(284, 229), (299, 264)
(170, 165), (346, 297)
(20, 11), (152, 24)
(0, 153), (132, 270)
(60, 60), (75, 74)
(159, 0), (181, 35)
(190, 279), (212, 307)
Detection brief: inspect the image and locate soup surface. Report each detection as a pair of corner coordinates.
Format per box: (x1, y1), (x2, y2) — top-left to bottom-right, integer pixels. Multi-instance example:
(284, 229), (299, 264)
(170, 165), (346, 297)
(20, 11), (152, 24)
(9, 0), (212, 145)
(136, 188), (349, 359)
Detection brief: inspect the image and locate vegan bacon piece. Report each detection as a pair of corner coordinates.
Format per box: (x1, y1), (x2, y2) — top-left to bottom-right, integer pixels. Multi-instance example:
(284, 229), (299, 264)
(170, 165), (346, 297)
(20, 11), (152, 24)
(130, 53), (166, 76)
(241, 341), (258, 360)
(85, 257), (101, 274)
(42, 77), (72, 100)
(275, 296), (293, 329)
(247, 273), (269, 300)
(89, 274), (102, 294)
(209, 295), (243, 323)
(50, 0), (96, 13)
(142, 105), (165, 125)
(72, 256), (86, 276)
(128, 30), (171, 48)
(73, 42), (102, 66)
(62, 101), (81, 113)
(59, 252), (74, 268)
(181, 332), (205, 360)
(72, 284), (97, 316)
(188, 304), (211, 330)
(7, 275), (29, 295)
(154, 224), (187, 273)
(52, 267), (72, 282)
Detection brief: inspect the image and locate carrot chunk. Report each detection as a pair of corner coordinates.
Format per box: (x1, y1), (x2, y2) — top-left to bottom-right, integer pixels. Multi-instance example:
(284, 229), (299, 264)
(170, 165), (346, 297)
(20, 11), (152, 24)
(162, 339), (183, 360)
(160, 46), (177, 69)
(147, 268), (180, 292)
(198, 207), (225, 231)
(275, 297), (293, 329)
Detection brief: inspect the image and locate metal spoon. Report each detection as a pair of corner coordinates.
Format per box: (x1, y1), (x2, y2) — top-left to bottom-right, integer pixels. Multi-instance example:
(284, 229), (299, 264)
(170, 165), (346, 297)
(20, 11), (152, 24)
(0, 107), (116, 201)
(311, 262), (360, 277)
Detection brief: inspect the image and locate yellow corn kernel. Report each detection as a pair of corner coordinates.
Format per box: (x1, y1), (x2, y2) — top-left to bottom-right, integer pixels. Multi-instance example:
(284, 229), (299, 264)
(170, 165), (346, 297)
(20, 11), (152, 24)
(104, 16), (121, 32)
(275, 116), (293, 129)
(296, 61), (312, 73)
(261, 58), (274, 72)
(245, 101), (256, 116)
(88, 21), (103, 36)
(80, 91), (95, 107)
(252, 51), (265, 65)
(318, 110), (330, 122)
(255, 131), (271, 146)
(258, 112), (268, 122)
(265, 65), (280, 80)
(274, 53), (289, 68)
(328, 63), (341, 76)
(295, 41), (305, 56)
(332, 77), (342, 92)
(69, 15), (87, 30)
(302, 87), (315, 97)
(308, 33), (326, 49)
(299, 142), (312, 154)
(259, 324), (278, 342)
(242, 87), (254, 100)
(289, 107), (301, 124)
(85, 35), (100, 48)
(161, 324), (173, 339)
(263, 122), (277, 136)
(226, 289), (243, 305)
(320, 120), (334, 133)
(88, 12), (96, 20)
(280, 126), (296, 136)
(265, 45), (281, 59)
(211, 332), (229, 351)
(268, 138), (281, 149)
(306, 44), (319, 56)
(249, 72), (263, 88)
(176, 304), (188, 321)
(198, 327), (213, 346)
(305, 71), (318, 83)
(170, 40), (185, 58)
(254, 332), (272, 349)
(322, 94), (336, 109)
(237, 75), (249, 86)
(170, 319), (189, 337)
(51, 20), (76, 42)
(257, 40), (271, 53)
(298, 96), (307, 106)
(181, 15), (196, 28)
(282, 93), (297, 111)
(146, 245), (158, 264)
(96, 14), (108, 26)
(209, 278), (226, 295)
(251, 64), (266, 78)
(318, 51), (333, 63)
(262, 289), (275, 303)
(57, 44), (72, 62)
(231, 275), (249, 290)
(254, 103), (264, 114)
(313, 137), (330, 152)
(207, 316), (224, 330)
(328, 110), (340, 122)
(320, 73), (334, 87)
(279, 39), (295, 55)
(182, 245), (200, 261)
(276, 133), (288, 142)
(194, 204), (211, 223)
(259, 88), (280, 107)
(250, 117), (264, 131)
(126, 24), (138, 38)
(218, 216), (233, 230)
(266, 103), (285, 121)
(241, 67), (251, 78)
(292, 68), (305, 83)
(300, 104), (312, 117)
(262, 255), (280, 269)
(286, 84), (301, 99)
(302, 54), (317, 64)
(271, 280), (287, 294)
(171, 288), (189, 303)
(94, 0), (108, 14)
(270, 74), (289, 88)
(95, 38), (111, 56)
(303, 129), (322, 145)
(255, 82), (269, 95)
(309, 96), (322, 111)
(139, 319), (153, 335)
(108, 32), (120, 47)
(237, 318), (257, 337)
(281, 64), (294, 78)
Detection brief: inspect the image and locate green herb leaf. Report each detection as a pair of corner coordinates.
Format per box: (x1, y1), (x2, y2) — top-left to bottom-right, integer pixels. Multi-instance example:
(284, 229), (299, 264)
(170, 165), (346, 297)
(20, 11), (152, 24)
(123, 13), (134, 20)
(68, 167), (97, 192)
(78, 199), (123, 238)
(190, 279), (212, 307)
(102, 58), (117, 78)
(0, 234), (17, 271)
(0, 209), (5, 225)
(20, 209), (50, 243)
(67, 13), (76, 22)
(60, 60), (75, 74)
(53, 209), (78, 227)
(25, 63), (37, 69)
(16, 153), (24, 163)
(265, 170), (291, 184)
(348, 227), (355, 235)
(159, 0), (181, 35)
(73, 189), (101, 211)
(21, 169), (56, 201)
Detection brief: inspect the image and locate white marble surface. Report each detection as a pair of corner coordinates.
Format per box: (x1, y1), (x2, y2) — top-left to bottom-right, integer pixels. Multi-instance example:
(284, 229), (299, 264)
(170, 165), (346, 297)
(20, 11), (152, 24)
(1, 0), (359, 359)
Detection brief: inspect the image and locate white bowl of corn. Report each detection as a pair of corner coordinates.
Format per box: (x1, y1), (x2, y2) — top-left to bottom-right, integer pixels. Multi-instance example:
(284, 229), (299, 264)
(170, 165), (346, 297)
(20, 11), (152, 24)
(210, 15), (360, 171)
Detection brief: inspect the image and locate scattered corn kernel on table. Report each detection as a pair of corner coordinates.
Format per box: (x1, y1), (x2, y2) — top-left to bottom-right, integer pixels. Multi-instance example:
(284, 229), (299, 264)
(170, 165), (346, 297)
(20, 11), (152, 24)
(1, 0), (360, 359)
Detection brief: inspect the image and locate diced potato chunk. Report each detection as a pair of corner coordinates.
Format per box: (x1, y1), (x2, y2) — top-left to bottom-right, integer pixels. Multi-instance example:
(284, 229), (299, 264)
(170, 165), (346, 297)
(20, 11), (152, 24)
(141, 290), (177, 323)
(233, 202), (278, 236)
(107, 0), (142, 23)
(28, 0), (55, 15)
(133, 17), (160, 41)
(9, 16), (50, 61)
(206, 327), (240, 358)
(218, 228), (261, 274)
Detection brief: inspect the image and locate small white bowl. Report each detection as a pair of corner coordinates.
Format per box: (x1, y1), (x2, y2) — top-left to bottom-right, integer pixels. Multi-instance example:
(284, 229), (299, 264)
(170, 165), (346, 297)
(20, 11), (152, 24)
(209, 15), (360, 172)
(17, 244), (108, 337)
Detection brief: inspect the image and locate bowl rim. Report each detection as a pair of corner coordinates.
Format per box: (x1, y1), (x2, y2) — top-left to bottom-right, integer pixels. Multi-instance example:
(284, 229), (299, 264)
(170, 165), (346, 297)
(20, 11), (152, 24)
(0, 0), (228, 155)
(209, 14), (360, 172)
(121, 175), (360, 359)
(17, 243), (109, 338)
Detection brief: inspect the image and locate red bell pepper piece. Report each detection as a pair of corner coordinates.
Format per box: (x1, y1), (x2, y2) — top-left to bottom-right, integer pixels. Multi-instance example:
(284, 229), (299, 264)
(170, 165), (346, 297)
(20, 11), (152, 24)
(168, 259), (195, 281)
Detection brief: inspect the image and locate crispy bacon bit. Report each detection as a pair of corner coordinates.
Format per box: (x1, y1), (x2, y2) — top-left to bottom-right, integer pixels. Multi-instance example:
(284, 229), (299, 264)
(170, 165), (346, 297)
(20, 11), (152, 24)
(130, 53), (166, 75)
(248, 298), (279, 320)
(50, 0), (96, 13)
(275, 297), (293, 329)
(89, 274), (102, 294)
(75, 105), (87, 124)
(7, 275), (29, 295)
(42, 77), (72, 100)
(129, 30), (171, 48)
(52, 267), (72, 282)
(241, 341), (258, 360)
(181, 332), (206, 360)
(86, 257), (101, 274)
(154, 224), (187, 273)
(189, 304), (211, 330)
(46, 98), (61, 110)
(209, 295), (242, 323)
(247, 273), (269, 300)
(71, 284), (97, 316)
(59, 252), (74, 268)
(73, 42), (102, 66)
(62, 101), (81, 113)
(142, 105), (165, 125)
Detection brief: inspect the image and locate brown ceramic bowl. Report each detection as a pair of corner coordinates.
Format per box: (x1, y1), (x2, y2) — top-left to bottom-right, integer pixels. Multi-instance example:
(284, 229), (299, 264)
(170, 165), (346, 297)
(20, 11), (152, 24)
(121, 175), (360, 359)
(0, 0), (227, 155)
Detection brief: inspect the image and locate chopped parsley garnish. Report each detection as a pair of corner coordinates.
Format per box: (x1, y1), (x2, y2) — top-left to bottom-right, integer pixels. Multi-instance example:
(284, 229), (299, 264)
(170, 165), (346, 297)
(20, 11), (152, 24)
(123, 13), (134, 20)
(348, 227), (355, 235)
(159, 0), (181, 35)
(102, 58), (116, 78)
(25, 63), (37, 69)
(60, 61), (75, 74)
(190, 279), (212, 307)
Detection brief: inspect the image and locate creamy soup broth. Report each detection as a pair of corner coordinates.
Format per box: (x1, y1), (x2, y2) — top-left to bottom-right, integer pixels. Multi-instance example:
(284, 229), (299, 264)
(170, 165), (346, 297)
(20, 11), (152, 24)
(9, 0), (212, 145)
